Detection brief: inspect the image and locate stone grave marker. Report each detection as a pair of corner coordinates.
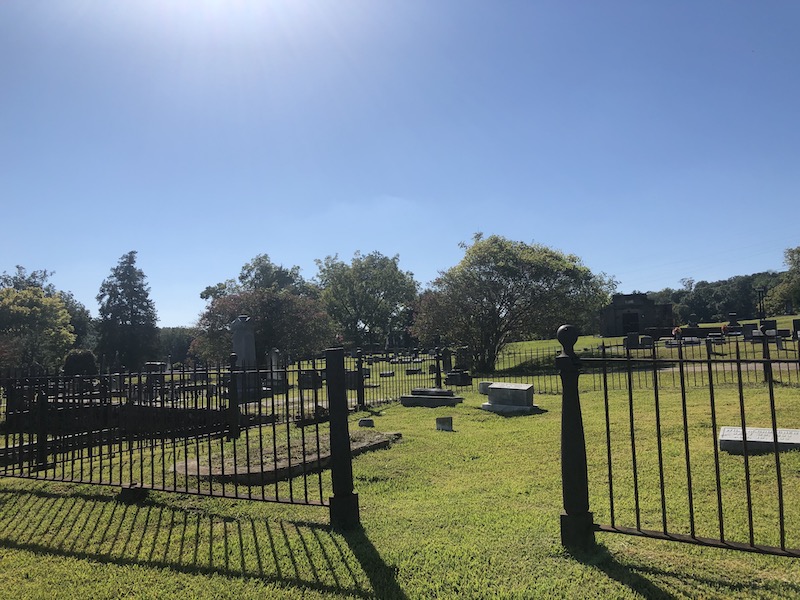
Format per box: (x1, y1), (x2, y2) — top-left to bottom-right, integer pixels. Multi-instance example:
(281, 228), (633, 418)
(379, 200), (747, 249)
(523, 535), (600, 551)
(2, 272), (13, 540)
(719, 426), (800, 455)
(436, 416), (453, 432)
(481, 382), (538, 415)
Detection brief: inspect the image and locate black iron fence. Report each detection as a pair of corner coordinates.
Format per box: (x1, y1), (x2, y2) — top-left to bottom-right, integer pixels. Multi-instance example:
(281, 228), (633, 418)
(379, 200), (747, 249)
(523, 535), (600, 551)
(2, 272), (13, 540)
(0, 349), (371, 527)
(476, 336), (800, 395)
(557, 325), (800, 557)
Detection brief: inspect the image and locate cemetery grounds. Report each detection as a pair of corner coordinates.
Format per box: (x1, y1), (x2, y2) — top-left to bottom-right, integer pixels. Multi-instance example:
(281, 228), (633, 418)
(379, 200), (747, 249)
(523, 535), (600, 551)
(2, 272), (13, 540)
(1, 337), (800, 597)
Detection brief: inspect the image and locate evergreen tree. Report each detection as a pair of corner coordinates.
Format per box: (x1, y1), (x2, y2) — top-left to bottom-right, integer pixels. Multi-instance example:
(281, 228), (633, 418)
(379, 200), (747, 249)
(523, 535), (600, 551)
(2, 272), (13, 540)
(96, 251), (159, 370)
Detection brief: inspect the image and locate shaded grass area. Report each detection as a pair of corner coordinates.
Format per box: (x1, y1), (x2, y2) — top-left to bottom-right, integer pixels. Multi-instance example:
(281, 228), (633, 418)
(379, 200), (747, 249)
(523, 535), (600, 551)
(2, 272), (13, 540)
(2, 389), (800, 598)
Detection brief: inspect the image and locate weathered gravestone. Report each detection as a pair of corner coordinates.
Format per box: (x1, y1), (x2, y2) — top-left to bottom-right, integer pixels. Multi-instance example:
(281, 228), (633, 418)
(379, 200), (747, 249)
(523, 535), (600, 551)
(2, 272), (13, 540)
(400, 387), (463, 407)
(230, 315), (261, 401)
(481, 382), (538, 415)
(436, 416), (454, 432)
(718, 426), (800, 455)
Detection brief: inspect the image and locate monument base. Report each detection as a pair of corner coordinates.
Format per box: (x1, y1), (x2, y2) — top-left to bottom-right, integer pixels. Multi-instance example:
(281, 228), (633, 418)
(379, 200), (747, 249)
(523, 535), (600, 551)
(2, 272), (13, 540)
(480, 402), (539, 415)
(400, 387), (464, 407)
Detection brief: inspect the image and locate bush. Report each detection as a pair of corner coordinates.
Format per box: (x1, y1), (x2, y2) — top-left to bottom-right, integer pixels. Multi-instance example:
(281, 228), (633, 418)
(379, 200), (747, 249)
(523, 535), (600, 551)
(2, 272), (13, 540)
(63, 349), (98, 377)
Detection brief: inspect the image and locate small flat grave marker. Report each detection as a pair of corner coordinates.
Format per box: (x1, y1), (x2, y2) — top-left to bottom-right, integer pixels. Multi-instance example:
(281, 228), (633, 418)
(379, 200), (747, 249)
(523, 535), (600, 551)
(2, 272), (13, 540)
(436, 416), (453, 432)
(719, 426), (800, 454)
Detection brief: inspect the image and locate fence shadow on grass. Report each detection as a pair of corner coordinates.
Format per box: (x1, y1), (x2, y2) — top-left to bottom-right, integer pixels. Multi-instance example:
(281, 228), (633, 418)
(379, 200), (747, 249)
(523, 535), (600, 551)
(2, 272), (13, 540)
(570, 543), (800, 599)
(0, 483), (405, 599)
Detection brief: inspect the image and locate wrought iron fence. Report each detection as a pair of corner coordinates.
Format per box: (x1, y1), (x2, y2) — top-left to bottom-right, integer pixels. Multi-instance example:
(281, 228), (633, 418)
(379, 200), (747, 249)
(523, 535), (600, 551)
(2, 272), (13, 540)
(482, 335), (800, 395)
(557, 325), (800, 557)
(0, 349), (365, 527)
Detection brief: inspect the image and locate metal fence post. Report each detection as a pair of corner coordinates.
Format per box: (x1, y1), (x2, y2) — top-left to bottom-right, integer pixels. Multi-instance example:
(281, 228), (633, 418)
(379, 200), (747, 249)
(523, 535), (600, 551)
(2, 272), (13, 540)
(356, 348), (366, 411)
(556, 324), (595, 549)
(326, 347), (360, 529)
(35, 388), (48, 471)
(434, 347), (443, 389)
(227, 353), (240, 440)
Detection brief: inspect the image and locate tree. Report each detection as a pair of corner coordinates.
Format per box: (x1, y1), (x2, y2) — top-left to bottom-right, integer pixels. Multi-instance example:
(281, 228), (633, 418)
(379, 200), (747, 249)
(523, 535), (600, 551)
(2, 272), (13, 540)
(765, 246), (800, 315)
(0, 286), (75, 370)
(159, 327), (199, 366)
(200, 254), (313, 300)
(193, 255), (332, 362)
(192, 288), (332, 363)
(316, 251), (419, 347)
(63, 348), (98, 377)
(96, 251), (159, 370)
(0, 265), (94, 348)
(647, 271), (783, 324)
(411, 234), (615, 373)
(59, 290), (94, 348)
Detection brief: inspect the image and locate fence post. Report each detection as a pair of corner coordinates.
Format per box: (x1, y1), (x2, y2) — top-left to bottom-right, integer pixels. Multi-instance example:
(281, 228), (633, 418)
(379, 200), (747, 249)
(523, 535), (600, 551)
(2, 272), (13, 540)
(434, 347), (443, 389)
(227, 353), (240, 440)
(556, 324), (595, 549)
(326, 347), (360, 529)
(35, 388), (48, 471)
(761, 325), (772, 384)
(356, 348), (366, 411)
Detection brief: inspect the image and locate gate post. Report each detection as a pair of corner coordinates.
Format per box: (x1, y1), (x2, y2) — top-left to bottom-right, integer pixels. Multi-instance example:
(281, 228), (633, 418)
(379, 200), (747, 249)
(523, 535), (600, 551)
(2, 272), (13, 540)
(556, 324), (595, 549)
(326, 347), (360, 529)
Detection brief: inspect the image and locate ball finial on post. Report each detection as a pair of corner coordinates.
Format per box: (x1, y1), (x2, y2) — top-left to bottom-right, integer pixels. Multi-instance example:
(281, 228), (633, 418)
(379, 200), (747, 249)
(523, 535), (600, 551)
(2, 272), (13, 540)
(557, 324), (579, 359)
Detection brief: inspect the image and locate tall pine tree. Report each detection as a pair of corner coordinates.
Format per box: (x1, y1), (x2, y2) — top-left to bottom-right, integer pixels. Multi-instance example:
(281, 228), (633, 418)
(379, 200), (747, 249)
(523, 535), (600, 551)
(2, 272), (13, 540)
(96, 251), (158, 370)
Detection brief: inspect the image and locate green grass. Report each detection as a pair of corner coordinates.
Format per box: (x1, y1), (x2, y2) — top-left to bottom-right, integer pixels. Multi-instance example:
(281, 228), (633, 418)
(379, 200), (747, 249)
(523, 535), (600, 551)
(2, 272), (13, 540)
(2, 382), (800, 598)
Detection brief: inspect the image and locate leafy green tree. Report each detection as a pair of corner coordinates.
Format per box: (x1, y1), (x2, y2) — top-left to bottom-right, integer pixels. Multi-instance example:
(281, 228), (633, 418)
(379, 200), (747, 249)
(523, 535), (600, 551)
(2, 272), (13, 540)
(0, 266), (56, 292)
(0, 266), (94, 348)
(96, 251), (159, 370)
(59, 290), (94, 348)
(411, 234), (615, 372)
(765, 246), (800, 315)
(200, 254), (312, 300)
(193, 255), (331, 362)
(192, 289), (332, 363)
(0, 286), (75, 370)
(158, 326), (199, 366)
(648, 271), (783, 323)
(316, 251), (418, 347)
(63, 348), (98, 377)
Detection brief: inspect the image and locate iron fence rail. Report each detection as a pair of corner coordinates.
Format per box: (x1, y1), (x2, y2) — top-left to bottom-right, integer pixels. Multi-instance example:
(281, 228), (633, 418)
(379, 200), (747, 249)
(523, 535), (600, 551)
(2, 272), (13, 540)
(558, 326), (800, 557)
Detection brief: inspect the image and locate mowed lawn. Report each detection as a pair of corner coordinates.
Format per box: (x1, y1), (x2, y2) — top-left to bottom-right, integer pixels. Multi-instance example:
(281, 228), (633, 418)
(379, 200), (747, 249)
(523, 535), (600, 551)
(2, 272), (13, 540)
(1, 383), (800, 599)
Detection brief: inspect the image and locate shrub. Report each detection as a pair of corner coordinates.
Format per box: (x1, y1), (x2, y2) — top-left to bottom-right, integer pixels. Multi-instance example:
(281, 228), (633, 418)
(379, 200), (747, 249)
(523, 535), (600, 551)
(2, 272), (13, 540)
(63, 348), (98, 377)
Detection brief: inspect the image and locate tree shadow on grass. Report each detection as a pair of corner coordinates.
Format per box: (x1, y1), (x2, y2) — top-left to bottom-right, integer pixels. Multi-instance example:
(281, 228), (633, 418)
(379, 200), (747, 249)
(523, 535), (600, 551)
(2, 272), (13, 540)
(0, 483), (404, 599)
(568, 542), (800, 599)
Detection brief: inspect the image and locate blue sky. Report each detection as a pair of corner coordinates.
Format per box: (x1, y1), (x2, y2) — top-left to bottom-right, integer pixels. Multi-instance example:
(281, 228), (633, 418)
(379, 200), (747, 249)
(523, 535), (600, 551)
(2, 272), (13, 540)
(2, 1), (798, 327)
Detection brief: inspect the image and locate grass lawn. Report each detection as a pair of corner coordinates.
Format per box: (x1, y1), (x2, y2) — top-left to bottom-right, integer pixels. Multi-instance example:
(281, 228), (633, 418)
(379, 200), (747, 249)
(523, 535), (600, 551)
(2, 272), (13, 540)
(2, 386), (800, 599)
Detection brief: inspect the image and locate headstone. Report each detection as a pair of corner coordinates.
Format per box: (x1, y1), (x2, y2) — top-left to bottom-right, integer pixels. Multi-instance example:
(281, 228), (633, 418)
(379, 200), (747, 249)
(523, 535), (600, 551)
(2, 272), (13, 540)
(719, 426), (800, 454)
(345, 370), (361, 390)
(358, 418), (375, 428)
(625, 333), (641, 349)
(445, 370), (472, 386)
(379, 371), (395, 378)
(481, 382), (537, 415)
(436, 416), (453, 432)
(405, 368), (422, 375)
(478, 381), (493, 395)
(400, 387), (464, 407)
(728, 313), (740, 327)
(761, 319), (777, 332)
(441, 348), (453, 373)
(230, 315), (257, 368)
(793, 318), (800, 340)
